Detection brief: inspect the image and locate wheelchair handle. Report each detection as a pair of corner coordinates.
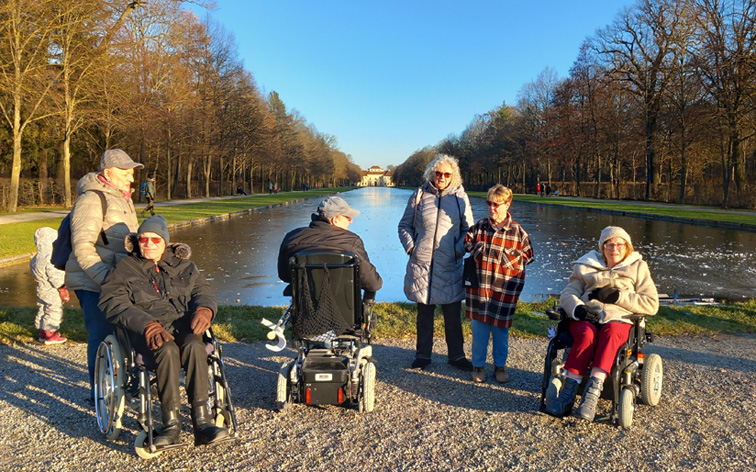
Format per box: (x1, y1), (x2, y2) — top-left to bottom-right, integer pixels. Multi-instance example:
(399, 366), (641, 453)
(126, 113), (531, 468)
(261, 305), (292, 352)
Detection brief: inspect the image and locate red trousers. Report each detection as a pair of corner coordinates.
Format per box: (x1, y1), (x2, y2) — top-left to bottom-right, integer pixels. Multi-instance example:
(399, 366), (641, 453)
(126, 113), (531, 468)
(564, 320), (632, 376)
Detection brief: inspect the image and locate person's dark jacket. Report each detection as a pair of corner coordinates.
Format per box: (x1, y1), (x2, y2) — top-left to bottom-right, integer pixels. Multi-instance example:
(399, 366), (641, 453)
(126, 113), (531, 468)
(98, 236), (217, 336)
(278, 214), (383, 295)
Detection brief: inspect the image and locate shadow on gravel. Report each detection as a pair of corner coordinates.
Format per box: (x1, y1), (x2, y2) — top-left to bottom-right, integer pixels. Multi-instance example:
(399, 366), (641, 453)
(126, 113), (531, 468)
(370, 344), (544, 413)
(0, 343), (95, 438)
(219, 342), (548, 415)
(645, 339), (756, 373)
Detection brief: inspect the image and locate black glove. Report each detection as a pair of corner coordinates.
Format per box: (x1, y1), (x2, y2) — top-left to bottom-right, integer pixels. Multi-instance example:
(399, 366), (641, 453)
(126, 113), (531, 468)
(592, 286), (620, 304)
(574, 305), (600, 323)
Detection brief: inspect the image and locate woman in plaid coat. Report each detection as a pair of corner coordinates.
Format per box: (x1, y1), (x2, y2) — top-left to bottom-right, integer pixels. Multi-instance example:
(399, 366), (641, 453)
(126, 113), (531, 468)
(464, 184), (533, 383)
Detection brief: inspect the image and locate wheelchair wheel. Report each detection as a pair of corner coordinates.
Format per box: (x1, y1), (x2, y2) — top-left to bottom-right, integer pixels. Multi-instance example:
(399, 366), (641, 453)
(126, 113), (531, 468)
(134, 430), (161, 460)
(545, 376), (562, 406)
(94, 335), (125, 440)
(359, 360), (376, 413)
(618, 387), (635, 428)
(276, 362), (293, 411)
(641, 353), (663, 406)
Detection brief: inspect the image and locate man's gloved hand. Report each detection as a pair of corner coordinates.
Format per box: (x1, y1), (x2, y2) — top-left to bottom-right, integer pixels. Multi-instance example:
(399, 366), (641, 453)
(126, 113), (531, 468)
(190, 307), (213, 335)
(574, 305), (601, 323)
(144, 321), (174, 350)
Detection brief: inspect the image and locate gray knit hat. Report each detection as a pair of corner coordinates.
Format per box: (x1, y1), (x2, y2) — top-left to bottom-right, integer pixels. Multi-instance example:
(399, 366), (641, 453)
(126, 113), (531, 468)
(598, 226), (632, 250)
(138, 215), (170, 244)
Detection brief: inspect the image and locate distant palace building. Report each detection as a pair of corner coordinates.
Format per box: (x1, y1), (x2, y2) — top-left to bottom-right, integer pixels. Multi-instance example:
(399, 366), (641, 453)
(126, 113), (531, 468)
(358, 165), (394, 187)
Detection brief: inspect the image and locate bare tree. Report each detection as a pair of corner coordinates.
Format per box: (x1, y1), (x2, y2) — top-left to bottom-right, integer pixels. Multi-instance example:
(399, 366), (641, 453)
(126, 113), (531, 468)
(596, 0), (695, 201)
(692, 0), (756, 207)
(0, 0), (63, 212)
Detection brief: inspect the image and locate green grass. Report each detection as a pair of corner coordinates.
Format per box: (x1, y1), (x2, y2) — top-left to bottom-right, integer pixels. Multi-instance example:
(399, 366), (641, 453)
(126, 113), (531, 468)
(3, 299), (755, 346)
(0, 218), (65, 258)
(0, 188), (353, 259)
(496, 193), (756, 227)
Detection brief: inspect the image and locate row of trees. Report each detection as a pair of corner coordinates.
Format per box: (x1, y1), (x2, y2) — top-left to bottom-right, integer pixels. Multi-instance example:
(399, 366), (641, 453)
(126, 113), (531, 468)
(393, 0), (756, 208)
(0, 0), (362, 212)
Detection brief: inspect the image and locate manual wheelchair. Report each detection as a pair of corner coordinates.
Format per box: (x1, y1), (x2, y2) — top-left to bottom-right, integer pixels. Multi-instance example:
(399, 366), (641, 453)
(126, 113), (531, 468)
(94, 326), (238, 459)
(539, 307), (663, 428)
(261, 250), (378, 412)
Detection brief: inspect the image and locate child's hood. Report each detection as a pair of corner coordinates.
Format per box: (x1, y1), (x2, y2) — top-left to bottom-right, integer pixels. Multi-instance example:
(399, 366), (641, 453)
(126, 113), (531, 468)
(34, 227), (59, 256)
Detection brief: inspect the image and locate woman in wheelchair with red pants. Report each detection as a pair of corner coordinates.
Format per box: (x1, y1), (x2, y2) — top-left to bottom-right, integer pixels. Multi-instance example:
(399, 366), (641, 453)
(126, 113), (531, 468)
(98, 215), (229, 448)
(545, 226), (659, 421)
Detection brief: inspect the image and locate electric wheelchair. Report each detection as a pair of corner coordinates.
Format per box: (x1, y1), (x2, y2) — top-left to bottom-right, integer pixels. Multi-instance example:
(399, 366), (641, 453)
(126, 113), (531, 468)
(94, 326), (238, 459)
(539, 306), (663, 428)
(261, 250), (378, 412)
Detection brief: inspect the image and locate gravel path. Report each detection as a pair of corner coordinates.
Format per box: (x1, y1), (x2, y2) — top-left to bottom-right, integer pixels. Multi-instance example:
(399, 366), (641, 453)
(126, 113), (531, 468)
(1, 333), (754, 471)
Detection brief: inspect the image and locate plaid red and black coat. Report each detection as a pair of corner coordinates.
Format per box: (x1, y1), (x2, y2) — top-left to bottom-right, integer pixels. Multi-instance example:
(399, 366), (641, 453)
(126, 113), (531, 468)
(464, 215), (533, 328)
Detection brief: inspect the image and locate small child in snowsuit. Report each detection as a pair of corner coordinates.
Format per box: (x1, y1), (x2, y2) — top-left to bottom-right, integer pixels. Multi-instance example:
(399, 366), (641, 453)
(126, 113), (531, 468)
(30, 227), (70, 344)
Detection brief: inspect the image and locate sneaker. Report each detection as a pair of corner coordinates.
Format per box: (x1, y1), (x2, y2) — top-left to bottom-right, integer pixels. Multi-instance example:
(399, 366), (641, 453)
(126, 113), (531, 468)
(448, 357), (474, 372)
(494, 366), (509, 383)
(411, 358), (431, 370)
(39, 330), (67, 345)
(472, 367), (486, 383)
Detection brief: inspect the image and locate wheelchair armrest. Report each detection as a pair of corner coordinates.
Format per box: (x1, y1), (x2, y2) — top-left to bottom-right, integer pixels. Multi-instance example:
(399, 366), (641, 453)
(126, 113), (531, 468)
(545, 307), (567, 321)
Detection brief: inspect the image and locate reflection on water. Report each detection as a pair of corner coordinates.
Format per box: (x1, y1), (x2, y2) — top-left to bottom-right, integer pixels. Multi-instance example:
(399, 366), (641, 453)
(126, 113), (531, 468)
(1, 187), (755, 308)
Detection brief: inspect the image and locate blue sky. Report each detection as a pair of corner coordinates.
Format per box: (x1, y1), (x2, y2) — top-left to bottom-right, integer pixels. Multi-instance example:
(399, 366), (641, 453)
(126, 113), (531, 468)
(197, 1), (635, 170)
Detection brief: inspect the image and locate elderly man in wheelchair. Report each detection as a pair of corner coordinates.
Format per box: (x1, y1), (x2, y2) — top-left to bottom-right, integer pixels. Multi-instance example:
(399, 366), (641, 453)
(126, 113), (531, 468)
(98, 216), (230, 451)
(544, 226), (659, 423)
(261, 196), (383, 411)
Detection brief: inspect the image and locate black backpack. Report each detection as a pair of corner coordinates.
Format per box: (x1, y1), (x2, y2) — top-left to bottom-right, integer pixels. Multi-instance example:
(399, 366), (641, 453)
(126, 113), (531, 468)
(51, 190), (109, 271)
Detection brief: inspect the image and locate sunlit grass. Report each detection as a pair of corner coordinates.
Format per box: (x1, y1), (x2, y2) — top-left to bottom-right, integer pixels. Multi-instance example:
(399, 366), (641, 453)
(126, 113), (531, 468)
(0, 218), (65, 258)
(2, 299), (755, 346)
(489, 193), (756, 227)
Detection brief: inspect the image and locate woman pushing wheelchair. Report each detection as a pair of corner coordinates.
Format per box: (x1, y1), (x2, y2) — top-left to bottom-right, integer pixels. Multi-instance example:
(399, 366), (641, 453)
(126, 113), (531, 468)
(98, 215), (229, 448)
(545, 226), (658, 422)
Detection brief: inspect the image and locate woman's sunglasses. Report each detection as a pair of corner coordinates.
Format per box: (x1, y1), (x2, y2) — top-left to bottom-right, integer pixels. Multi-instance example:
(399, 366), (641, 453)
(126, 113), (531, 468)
(435, 171), (452, 179)
(138, 236), (163, 245)
(486, 200), (504, 208)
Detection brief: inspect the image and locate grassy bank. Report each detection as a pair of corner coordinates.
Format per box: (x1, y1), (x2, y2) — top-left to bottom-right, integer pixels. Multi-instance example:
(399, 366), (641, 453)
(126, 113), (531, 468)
(0, 187), (351, 259)
(498, 193), (756, 227)
(3, 299), (754, 346)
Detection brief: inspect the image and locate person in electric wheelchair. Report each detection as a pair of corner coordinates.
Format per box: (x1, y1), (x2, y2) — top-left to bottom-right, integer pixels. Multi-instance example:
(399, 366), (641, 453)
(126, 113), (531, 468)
(98, 215), (230, 448)
(544, 226), (659, 422)
(263, 196), (382, 411)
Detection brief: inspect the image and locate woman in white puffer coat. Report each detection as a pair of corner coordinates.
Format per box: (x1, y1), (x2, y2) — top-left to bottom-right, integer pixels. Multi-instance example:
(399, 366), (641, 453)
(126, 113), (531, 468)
(398, 154), (474, 372)
(546, 226), (659, 422)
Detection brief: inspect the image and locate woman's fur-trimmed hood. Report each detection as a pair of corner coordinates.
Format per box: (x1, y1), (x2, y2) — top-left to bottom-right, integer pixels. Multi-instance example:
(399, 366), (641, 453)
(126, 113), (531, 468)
(123, 233), (192, 260)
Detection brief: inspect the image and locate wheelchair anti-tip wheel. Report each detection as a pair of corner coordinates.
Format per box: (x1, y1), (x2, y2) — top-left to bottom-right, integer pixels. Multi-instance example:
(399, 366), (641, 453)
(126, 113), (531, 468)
(618, 387), (635, 428)
(276, 361), (293, 411)
(134, 430), (162, 460)
(641, 353), (663, 406)
(94, 335), (125, 440)
(359, 360), (376, 413)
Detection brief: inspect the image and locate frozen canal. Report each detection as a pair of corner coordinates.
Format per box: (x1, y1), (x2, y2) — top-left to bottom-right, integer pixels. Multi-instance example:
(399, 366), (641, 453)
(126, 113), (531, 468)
(1, 186), (755, 307)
